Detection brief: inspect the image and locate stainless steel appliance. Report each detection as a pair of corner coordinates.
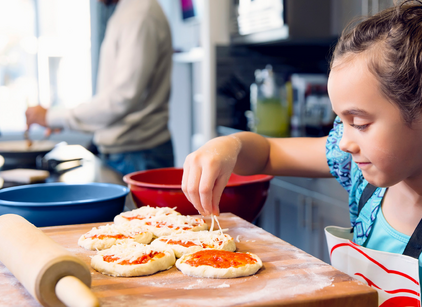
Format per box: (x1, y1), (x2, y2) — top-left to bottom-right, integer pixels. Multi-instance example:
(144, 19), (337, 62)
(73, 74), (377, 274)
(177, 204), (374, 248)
(230, 0), (332, 45)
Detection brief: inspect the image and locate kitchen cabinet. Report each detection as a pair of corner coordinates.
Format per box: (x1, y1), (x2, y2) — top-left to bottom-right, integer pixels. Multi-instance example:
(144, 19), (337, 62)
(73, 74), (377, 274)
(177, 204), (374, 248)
(166, 0), (396, 165)
(257, 176), (350, 264)
(332, 0), (395, 35)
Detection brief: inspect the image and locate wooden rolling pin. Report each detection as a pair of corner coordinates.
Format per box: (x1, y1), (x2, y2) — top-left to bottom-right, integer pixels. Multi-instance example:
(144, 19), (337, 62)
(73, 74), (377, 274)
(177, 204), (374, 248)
(0, 214), (99, 307)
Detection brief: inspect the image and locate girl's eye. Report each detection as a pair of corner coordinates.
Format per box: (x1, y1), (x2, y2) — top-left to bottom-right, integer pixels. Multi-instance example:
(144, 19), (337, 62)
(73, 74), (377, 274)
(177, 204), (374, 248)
(350, 123), (369, 131)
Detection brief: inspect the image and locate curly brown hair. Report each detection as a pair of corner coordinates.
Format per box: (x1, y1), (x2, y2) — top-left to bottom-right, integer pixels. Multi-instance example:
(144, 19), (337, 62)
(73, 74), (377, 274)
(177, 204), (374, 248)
(331, 0), (422, 125)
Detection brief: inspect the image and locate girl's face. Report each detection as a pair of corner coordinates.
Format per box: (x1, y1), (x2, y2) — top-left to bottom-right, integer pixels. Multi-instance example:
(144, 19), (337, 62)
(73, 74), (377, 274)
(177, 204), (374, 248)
(328, 55), (422, 189)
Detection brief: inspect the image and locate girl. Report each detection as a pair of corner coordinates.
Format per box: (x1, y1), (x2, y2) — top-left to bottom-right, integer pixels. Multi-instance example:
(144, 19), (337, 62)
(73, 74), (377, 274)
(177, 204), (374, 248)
(182, 1), (422, 305)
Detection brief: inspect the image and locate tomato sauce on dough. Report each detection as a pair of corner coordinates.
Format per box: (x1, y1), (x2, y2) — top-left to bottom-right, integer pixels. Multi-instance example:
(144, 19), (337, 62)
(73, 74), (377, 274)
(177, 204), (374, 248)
(145, 221), (192, 231)
(185, 250), (257, 268)
(161, 239), (214, 248)
(123, 215), (145, 221)
(123, 212), (174, 221)
(103, 251), (165, 265)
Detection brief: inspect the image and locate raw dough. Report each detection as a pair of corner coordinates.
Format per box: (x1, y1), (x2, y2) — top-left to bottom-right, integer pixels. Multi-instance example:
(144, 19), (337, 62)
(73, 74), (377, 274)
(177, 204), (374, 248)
(151, 230), (236, 258)
(114, 205), (180, 224)
(176, 250), (262, 279)
(78, 223), (153, 251)
(91, 241), (175, 277)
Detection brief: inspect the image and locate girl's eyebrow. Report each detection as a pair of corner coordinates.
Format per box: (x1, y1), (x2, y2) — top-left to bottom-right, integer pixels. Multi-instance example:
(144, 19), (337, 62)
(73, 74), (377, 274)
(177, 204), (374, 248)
(341, 108), (370, 117)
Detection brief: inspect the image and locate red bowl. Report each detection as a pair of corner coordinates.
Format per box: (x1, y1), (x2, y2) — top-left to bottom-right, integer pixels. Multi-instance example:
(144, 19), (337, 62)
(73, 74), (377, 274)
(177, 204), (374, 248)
(123, 167), (273, 222)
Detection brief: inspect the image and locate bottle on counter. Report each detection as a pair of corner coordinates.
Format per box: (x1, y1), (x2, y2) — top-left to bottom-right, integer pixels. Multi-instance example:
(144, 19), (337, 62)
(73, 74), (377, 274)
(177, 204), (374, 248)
(304, 84), (335, 137)
(249, 65), (289, 137)
(290, 74), (331, 137)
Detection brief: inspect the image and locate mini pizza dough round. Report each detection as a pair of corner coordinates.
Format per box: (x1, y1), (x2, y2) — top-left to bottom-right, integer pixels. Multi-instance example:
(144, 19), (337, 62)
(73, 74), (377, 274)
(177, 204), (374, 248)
(91, 242), (175, 277)
(78, 223), (153, 251)
(114, 206), (180, 224)
(176, 250), (262, 279)
(133, 215), (208, 237)
(151, 231), (236, 258)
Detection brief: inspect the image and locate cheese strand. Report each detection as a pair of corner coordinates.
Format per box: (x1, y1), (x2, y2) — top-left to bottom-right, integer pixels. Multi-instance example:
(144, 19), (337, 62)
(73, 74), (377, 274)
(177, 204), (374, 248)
(210, 214), (215, 232)
(213, 215), (223, 236)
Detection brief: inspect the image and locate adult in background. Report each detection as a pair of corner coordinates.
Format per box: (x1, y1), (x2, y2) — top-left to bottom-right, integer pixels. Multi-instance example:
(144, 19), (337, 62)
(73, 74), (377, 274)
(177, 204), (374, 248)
(26, 0), (174, 175)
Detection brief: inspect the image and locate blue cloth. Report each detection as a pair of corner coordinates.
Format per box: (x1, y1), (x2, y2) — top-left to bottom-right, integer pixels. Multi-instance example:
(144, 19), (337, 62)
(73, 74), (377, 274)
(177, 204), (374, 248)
(100, 139), (174, 175)
(326, 116), (422, 288)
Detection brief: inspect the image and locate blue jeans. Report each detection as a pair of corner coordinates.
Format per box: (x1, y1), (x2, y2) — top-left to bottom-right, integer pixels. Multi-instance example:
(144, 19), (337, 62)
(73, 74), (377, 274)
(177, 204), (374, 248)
(100, 139), (174, 175)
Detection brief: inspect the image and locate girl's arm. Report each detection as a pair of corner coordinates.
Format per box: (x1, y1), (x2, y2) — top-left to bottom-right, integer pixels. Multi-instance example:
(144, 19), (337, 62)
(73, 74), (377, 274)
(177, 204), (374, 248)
(182, 132), (331, 216)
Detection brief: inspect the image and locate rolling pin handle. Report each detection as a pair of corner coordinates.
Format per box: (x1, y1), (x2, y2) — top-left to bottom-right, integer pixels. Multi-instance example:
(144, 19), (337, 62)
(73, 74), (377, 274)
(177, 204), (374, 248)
(55, 276), (100, 307)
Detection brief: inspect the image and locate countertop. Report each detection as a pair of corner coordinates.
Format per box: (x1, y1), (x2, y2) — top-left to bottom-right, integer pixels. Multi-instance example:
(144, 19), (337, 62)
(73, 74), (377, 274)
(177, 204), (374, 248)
(1, 146), (123, 184)
(0, 145), (136, 210)
(0, 213), (378, 307)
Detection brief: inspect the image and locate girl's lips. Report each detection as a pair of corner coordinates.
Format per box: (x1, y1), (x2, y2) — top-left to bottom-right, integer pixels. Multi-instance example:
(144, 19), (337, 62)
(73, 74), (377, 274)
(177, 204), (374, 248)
(356, 162), (371, 169)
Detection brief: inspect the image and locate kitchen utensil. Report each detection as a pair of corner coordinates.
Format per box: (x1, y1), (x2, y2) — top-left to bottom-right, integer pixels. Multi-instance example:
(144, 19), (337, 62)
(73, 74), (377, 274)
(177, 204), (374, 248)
(123, 167), (273, 222)
(0, 214), (99, 307)
(0, 139), (58, 167)
(0, 182), (129, 227)
(36, 144), (88, 172)
(23, 129), (32, 148)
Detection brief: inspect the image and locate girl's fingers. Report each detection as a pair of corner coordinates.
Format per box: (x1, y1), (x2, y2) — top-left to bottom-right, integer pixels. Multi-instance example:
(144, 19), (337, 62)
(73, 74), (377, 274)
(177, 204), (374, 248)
(185, 167), (205, 216)
(211, 174), (231, 216)
(181, 162), (191, 203)
(182, 135), (240, 217)
(198, 167), (218, 216)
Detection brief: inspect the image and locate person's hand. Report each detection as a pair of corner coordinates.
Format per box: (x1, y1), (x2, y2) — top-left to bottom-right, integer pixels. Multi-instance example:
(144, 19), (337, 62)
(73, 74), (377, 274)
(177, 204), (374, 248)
(182, 135), (242, 217)
(44, 127), (62, 137)
(25, 105), (48, 128)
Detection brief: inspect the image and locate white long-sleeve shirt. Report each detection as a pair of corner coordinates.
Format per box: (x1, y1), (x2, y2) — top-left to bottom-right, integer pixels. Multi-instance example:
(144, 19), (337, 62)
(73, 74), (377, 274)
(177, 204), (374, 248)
(47, 0), (173, 154)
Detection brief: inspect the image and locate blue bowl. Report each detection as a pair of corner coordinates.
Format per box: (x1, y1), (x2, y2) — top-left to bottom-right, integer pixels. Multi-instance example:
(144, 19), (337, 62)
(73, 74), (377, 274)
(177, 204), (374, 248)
(0, 182), (129, 227)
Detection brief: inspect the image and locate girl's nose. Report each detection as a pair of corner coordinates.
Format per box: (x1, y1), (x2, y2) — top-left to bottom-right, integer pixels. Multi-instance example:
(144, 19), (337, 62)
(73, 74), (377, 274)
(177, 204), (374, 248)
(339, 129), (359, 154)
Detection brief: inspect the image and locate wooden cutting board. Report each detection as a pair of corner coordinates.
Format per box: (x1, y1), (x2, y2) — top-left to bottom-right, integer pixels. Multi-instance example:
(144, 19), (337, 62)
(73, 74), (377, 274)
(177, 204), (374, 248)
(0, 213), (377, 307)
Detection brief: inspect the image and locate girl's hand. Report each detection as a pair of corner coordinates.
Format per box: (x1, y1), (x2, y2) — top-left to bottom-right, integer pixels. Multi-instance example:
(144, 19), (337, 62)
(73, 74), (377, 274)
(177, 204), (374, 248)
(182, 135), (242, 217)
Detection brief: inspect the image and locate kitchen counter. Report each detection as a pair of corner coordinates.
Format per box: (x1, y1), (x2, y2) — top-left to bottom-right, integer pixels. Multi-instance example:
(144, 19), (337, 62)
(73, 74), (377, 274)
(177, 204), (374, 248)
(0, 213), (377, 306)
(0, 145), (136, 210)
(0, 146), (123, 186)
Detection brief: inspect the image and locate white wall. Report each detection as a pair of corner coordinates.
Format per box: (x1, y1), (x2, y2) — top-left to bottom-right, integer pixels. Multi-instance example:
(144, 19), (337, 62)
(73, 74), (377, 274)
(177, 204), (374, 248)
(158, 0), (201, 52)
(159, 0), (232, 165)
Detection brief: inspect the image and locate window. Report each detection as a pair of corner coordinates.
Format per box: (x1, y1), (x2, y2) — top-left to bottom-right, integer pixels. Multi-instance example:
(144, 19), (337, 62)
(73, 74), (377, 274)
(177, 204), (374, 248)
(0, 0), (92, 133)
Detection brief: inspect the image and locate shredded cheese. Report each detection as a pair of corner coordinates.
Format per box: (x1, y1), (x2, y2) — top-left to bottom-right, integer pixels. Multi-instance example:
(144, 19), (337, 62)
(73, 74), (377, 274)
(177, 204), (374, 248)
(157, 230), (233, 248)
(119, 206), (180, 220)
(98, 241), (170, 264)
(210, 215), (215, 232)
(135, 214), (207, 231)
(210, 214), (223, 235)
(214, 215), (223, 235)
(83, 223), (149, 238)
